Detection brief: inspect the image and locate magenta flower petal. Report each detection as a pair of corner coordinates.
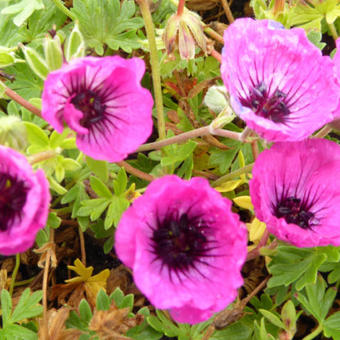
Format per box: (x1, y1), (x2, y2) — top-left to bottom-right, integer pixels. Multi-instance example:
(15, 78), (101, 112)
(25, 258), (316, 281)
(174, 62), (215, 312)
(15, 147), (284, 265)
(42, 56), (153, 162)
(0, 146), (50, 255)
(221, 18), (339, 141)
(250, 139), (340, 247)
(115, 175), (247, 324)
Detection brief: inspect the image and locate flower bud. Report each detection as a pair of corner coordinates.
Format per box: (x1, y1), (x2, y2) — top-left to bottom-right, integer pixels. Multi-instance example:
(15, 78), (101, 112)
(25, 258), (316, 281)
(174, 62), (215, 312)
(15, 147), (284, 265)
(163, 10), (207, 60)
(20, 43), (49, 80)
(44, 34), (63, 71)
(0, 116), (28, 151)
(0, 47), (16, 68)
(65, 22), (85, 62)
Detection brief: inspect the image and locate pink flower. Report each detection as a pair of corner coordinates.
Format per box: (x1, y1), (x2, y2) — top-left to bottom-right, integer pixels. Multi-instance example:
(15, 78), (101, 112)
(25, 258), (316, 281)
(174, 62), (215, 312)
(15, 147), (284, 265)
(42, 56), (153, 162)
(250, 139), (340, 247)
(328, 38), (340, 121)
(115, 175), (247, 324)
(221, 18), (339, 141)
(0, 146), (50, 255)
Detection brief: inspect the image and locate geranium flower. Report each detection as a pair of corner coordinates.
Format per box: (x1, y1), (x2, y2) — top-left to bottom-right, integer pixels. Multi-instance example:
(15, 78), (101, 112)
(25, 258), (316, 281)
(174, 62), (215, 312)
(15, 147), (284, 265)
(42, 56), (153, 162)
(249, 139), (340, 247)
(115, 175), (247, 324)
(0, 146), (50, 255)
(221, 18), (339, 141)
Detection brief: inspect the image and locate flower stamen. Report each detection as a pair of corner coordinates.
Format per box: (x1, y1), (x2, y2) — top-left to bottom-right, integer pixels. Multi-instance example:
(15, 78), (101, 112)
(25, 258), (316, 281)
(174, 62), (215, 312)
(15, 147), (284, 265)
(240, 82), (290, 123)
(151, 212), (213, 279)
(0, 173), (28, 231)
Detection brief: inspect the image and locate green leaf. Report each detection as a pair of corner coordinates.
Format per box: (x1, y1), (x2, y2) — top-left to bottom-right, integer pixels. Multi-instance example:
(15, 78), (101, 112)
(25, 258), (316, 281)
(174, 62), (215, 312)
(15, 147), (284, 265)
(71, 0), (144, 55)
(108, 196), (129, 227)
(1, 289), (12, 327)
(47, 212), (61, 229)
(209, 146), (239, 174)
(259, 309), (285, 329)
(161, 140), (197, 167)
(295, 275), (336, 322)
(36, 227), (49, 247)
(96, 289), (110, 311)
(3, 323), (37, 340)
(119, 293), (134, 310)
(90, 176), (112, 199)
(66, 310), (89, 332)
(62, 184), (80, 204)
(24, 122), (49, 149)
(49, 129), (69, 149)
(5, 63), (43, 100)
(1, 0), (44, 27)
(113, 168), (127, 196)
(79, 299), (92, 324)
(110, 287), (124, 306)
(307, 31), (326, 50)
(11, 288), (43, 323)
(86, 156), (108, 182)
(324, 311), (340, 338)
(103, 236), (114, 254)
(210, 321), (252, 339)
(267, 245), (328, 290)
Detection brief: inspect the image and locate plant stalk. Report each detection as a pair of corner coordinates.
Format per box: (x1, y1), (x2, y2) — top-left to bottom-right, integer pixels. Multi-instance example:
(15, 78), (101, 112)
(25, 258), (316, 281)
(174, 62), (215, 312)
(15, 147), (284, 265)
(28, 150), (57, 164)
(220, 0), (234, 23)
(5, 87), (42, 117)
(328, 22), (338, 41)
(9, 253), (20, 297)
(177, 0), (186, 16)
(302, 324), (323, 340)
(52, 0), (76, 20)
(137, 0), (166, 140)
(212, 163), (254, 187)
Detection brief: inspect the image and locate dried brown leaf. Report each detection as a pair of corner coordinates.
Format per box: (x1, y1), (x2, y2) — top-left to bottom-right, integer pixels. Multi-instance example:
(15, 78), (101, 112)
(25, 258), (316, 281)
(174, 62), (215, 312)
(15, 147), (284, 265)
(89, 301), (143, 340)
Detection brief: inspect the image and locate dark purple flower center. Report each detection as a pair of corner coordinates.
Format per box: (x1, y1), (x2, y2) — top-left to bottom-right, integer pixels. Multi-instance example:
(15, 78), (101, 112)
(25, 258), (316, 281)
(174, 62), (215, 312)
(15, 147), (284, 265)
(71, 90), (106, 128)
(274, 196), (316, 229)
(240, 82), (290, 123)
(151, 212), (214, 279)
(0, 172), (28, 231)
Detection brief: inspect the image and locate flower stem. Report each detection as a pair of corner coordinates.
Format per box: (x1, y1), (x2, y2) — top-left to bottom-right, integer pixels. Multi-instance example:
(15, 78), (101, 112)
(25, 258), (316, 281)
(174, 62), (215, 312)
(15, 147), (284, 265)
(313, 125), (332, 138)
(117, 160), (155, 182)
(328, 22), (338, 41)
(177, 0), (186, 16)
(212, 128), (242, 140)
(78, 227), (86, 265)
(212, 163), (254, 187)
(138, 126), (210, 152)
(204, 27), (224, 45)
(9, 253), (20, 297)
(209, 48), (222, 63)
(4, 87), (42, 117)
(138, 125), (245, 152)
(220, 0), (234, 23)
(302, 324), (323, 340)
(52, 0), (76, 20)
(137, 0), (166, 140)
(28, 150), (57, 164)
(42, 251), (50, 340)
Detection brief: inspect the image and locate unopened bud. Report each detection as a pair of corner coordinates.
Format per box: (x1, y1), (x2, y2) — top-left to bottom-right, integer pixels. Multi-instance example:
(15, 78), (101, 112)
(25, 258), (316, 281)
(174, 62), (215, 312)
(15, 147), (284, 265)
(20, 44), (49, 80)
(44, 34), (63, 71)
(163, 10), (207, 60)
(0, 116), (28, 151)
(65, 22), (85, 62)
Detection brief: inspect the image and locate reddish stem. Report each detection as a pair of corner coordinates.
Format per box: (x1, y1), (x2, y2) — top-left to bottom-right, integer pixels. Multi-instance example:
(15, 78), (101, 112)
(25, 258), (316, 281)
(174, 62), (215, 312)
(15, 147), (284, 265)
(210, 48), (222, 63)
(177, 0), (186, 16)
(5, 87), (42, 117)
